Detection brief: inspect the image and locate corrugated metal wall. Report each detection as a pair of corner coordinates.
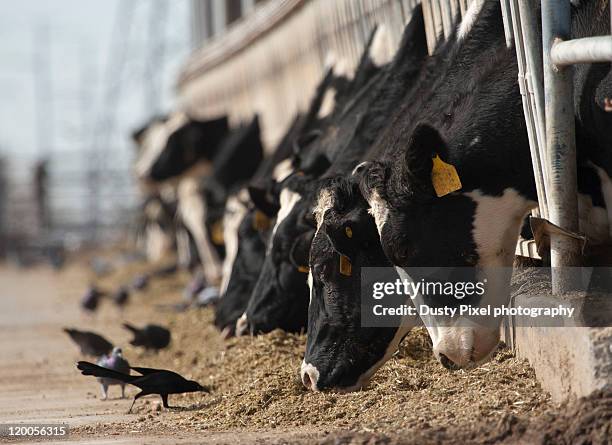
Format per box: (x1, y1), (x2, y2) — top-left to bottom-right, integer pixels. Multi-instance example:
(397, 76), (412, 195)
(178, 0), (471, 151)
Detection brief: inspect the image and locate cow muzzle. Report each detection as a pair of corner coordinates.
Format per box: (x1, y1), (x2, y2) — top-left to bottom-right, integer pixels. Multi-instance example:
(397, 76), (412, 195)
(235, 313), (249, 337)
(432, 322), (500, 370)
(300, 361), (320, 391)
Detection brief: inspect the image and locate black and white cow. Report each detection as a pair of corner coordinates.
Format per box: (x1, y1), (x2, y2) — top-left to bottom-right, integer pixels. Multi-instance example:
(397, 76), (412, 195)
(215, 65), (351, 336)
(136, 193), (177, 262)
(214, 115), (304, 336)
(238, 8), (429, 336)
(136, 110), (264, 287)
(199, 116), (265, 278)
(147, 114), (229, 183)
(303, 0), (611, 391)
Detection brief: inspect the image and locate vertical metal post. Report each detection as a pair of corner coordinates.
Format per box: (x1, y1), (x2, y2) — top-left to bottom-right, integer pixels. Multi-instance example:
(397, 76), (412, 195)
(508, 0), (549, 219)
(500, 0), (514, 48)
(541, 0), (581, 293)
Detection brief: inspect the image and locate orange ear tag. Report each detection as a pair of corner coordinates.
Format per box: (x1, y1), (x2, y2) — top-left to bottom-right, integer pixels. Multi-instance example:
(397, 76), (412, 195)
(211, 221), (224, 245)
(345, 226), (353, 238)
(298, 266), (309, 273)
(431, 155), (462, 197)
(253, 210), (271, 231)
(339, 255), (352, 277)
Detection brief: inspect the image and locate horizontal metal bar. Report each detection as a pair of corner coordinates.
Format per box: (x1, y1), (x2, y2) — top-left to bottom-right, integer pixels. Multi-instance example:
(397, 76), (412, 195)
(515, 238), (541, 259)
(551, 36), (612, 66)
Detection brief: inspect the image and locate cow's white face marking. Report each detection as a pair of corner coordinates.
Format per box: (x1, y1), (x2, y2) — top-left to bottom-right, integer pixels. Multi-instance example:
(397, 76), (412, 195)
(457, 0), (485, 41)
(369, 24), (393, 67)
(272, 158), (294, 182)
(219, 189), (249, 296)
(134, 112), (187, 180)
(235, 312), (248, 337)
(335, 59), (350, 78)
(300, 360), (320, 391)
(175, 226), (192, 268)
(317, 87), (337, 119)
(313, 189), (334, 230)
(307, 271), (313, 305)
(464, 188), (536, 267)
(367, 190), (389, 234)
(177, 177), (222, 284)
(144, 223), (172, 262)
(271, 188), (302, 241)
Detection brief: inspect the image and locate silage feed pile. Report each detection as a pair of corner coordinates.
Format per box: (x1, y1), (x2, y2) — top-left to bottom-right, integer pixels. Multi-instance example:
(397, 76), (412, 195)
(73, 260), (611, 444)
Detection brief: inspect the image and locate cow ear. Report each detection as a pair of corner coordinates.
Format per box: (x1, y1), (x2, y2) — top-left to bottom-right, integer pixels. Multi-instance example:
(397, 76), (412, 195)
(405, 123), (445, 176)
(289, 231), (314, 273)
(248, 184), (279, 217)
(300, 152), (331, 177)
(293, 130), (322, 156)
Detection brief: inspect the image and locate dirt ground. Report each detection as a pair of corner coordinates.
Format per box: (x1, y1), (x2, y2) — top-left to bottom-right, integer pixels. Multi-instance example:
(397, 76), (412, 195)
(0, 252), (610, 444)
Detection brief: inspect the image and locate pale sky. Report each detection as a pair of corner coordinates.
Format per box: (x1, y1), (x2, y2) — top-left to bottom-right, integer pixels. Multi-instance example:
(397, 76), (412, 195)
(0, 0), (191, 160)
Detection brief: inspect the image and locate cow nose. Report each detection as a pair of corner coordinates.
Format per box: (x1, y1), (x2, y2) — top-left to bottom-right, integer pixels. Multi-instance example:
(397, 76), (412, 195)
(300, 362), (320, 391)
(302, 372), (313, 390)
(235, 313), (249, 337)
(439, 353), (460, 371)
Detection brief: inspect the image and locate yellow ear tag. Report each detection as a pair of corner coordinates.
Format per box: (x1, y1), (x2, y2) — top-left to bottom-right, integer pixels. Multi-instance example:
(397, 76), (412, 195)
(211, 220), (224, 245)
(431, 154), (462, 197)
(253, 210), (271, 231)
(339, 255), (352, 277)
(345, 226), (353, 238)
(297, 265), (309, 273)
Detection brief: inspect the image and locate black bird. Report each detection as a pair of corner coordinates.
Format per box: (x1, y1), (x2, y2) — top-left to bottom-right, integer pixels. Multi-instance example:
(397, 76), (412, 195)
(81, 285), (105, 312)
(123, 323), (171, 351)
(76, 361), (208, 412)
(113, 286), (130, 308)
(64, 328), (113, 357)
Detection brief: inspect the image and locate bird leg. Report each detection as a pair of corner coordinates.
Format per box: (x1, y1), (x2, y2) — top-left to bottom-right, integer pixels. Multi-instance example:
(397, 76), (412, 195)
(100, 384), (108, 401)
(120, 384), (126, 399)
(127, 391), (145, 414)
(127, 397), (137, 414)
(161, 394), (171, 409)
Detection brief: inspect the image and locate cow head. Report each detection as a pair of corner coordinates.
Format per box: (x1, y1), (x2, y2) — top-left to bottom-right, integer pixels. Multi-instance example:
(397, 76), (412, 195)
(214, 205), (272, 337)
(302, 177), (419, 391)
(357, 123), (534, 370)
(147, 115), (229, 183)
(240, 173), (316, 335)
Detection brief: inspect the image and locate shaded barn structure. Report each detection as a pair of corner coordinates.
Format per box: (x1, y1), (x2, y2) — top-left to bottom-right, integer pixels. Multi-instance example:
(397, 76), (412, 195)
(175, 0), (612, 403)
(180, 0), (474, 150)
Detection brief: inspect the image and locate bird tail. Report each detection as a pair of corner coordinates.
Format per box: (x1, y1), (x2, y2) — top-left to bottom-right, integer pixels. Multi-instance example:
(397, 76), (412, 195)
(122, 323), (140, 345)
(77, 361), (137, 383)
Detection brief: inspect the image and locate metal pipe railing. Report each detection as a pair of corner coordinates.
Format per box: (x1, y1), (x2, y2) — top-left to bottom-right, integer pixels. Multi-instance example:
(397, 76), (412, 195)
(541, 0), (582, 293)
(500, 0), (514, 48)
(551, 36), (612, 65)
(508, 0), (549, 220)
(517, 0), (549, 213)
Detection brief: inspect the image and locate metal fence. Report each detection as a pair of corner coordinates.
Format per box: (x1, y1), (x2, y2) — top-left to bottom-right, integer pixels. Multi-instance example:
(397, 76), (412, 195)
(0, 149), (139, 260)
